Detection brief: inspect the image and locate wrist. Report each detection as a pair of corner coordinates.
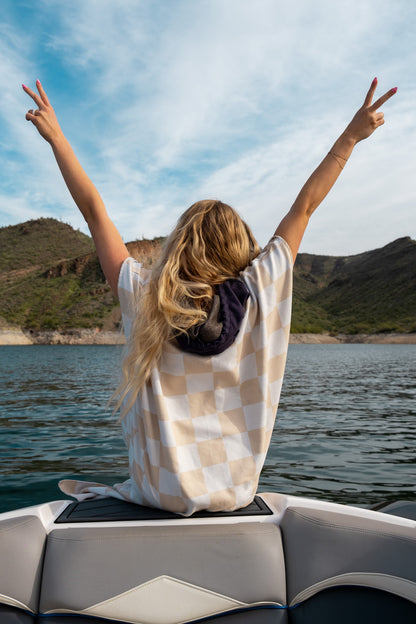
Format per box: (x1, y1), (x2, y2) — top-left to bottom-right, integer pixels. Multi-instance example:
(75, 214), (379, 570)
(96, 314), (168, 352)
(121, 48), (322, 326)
(338, 129), (358, 149)
(340, 121), (363, 147)
(49, 131), (68, 150)
(330, 131), (357, 162)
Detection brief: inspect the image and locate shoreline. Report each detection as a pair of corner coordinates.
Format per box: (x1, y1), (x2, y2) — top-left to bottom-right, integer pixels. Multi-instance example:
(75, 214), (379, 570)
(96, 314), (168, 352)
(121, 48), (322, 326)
(289, 332), (416, 344)
(0, 328), (125, 346)
(0, 329), (415, 346)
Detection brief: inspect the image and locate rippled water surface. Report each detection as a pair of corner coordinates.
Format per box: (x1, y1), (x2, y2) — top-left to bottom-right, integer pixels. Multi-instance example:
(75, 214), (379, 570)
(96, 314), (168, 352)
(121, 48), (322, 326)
(0, 344), (415, 512)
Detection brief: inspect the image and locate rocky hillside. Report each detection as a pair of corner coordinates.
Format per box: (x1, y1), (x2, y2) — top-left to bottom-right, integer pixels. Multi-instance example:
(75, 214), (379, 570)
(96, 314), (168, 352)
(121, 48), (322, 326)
(0, 219), (415, 334)
(0, 218), (94, 273)
(292, 237), (416, 334)
(0, 219), (163, 332)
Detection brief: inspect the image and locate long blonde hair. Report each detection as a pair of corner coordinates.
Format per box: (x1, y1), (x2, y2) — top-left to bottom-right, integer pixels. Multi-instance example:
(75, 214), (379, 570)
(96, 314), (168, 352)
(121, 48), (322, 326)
(114, 200), (260, 417)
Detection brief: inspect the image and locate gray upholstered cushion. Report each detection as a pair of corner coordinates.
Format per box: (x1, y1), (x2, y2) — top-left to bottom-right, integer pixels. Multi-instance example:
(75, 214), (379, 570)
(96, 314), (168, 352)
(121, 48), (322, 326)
(40, 522), (286, 623)
(281, 506), (416, 607)
(0, 604), (36, 623)
(0, 515), (46, 614)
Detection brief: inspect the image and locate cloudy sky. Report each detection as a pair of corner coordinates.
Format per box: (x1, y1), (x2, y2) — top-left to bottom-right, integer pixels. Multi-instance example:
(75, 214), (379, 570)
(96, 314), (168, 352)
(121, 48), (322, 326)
(0, 0), (414, 255)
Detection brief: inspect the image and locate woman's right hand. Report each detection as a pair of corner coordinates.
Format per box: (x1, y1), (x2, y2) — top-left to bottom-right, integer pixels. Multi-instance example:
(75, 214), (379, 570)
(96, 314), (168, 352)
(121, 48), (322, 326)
(23, 80), (63, 145)
(344, 78), (397, 144)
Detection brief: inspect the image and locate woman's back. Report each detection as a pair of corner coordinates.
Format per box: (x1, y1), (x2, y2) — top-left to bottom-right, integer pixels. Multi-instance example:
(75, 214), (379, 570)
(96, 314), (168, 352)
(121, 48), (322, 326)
(60, 235), (293, 515)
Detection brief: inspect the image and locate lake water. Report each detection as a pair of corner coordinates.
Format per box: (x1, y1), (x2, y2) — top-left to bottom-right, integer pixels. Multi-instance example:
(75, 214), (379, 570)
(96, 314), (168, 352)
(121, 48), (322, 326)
(0, 344), (414, 513)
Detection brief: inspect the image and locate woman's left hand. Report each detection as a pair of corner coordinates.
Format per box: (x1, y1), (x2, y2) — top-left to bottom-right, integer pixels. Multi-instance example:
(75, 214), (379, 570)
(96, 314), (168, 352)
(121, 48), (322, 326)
(344, 78), (397, 144)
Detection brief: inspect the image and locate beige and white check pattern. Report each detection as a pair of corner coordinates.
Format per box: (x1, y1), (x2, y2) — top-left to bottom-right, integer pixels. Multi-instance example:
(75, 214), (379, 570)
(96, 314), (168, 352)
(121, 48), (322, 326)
(60, 236), (293, 515)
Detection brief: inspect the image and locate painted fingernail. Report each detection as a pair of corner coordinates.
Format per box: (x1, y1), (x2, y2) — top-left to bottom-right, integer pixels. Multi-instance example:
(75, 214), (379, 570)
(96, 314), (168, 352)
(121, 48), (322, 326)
(392, 87), (398, 93)
(373, 77), (378, 83)
(22, 84), (28, 89)
(36, 79), (41, 85)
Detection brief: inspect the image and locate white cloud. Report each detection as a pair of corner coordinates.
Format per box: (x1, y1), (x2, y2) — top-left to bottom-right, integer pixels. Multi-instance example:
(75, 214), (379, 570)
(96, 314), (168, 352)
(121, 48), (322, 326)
(0, 0), (415, 256)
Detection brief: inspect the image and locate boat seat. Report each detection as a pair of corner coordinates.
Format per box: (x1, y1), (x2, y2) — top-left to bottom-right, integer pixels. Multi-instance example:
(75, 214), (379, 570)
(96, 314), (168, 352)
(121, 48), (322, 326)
(2, 498), (416, 623)
(0, 514), (46, 623)
(280, 505), (416, 623)
(38, 521), (287, 623)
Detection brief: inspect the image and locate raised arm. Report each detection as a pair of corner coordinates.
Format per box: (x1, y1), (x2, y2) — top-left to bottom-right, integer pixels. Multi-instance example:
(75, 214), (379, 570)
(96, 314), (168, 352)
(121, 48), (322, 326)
(275, 79), (397, 262)
(23, 80), (129, 295)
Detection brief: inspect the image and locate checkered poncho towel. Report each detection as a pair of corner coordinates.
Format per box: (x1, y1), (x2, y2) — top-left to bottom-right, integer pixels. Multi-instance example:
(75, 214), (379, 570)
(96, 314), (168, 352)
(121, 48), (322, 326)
(60, 235), (293, 515)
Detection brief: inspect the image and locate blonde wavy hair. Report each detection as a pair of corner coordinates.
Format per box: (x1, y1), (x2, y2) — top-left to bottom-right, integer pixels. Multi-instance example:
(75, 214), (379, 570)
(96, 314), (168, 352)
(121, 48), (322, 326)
(114, 200), (260, 418)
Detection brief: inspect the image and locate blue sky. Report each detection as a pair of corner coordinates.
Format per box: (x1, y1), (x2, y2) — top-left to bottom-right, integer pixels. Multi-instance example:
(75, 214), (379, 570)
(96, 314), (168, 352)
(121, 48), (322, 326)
(0, 0), (415, 255)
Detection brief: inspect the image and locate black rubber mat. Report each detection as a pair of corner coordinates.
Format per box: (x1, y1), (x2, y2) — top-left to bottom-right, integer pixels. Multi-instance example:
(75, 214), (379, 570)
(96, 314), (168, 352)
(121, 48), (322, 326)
(55, 495), (273, 523)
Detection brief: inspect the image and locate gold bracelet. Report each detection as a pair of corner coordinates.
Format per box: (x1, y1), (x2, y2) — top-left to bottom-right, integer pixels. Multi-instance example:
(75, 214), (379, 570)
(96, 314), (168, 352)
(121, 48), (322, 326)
(330, 151), (348, 160)
(328, 151), (346, 170)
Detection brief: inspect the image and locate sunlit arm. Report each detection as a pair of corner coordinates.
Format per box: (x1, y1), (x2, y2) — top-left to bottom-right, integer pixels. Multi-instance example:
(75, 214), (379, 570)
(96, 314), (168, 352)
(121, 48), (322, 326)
(23, 80), (128, 295)
(275, 132), (356, 261)
(49, 134), (129, 294)
(275, 79), (397, 262)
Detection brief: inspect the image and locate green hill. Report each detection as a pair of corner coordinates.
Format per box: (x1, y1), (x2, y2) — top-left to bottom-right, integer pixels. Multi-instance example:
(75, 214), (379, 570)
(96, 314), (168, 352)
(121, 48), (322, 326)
(0, 219), (162, 331)
(0, 218), (94, 273)
(0, 219), (415, 334)
(292, 237), (416, 334)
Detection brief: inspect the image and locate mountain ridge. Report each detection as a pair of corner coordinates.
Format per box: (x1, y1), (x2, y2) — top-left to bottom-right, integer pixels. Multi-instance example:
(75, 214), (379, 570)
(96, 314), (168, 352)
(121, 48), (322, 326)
(1, 219), (415, 335)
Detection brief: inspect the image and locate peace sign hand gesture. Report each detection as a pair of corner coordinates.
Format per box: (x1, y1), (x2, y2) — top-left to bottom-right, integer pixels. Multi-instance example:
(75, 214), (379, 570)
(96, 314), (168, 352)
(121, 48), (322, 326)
(22, 80), (63, 145)
(345, 78), (397, 143)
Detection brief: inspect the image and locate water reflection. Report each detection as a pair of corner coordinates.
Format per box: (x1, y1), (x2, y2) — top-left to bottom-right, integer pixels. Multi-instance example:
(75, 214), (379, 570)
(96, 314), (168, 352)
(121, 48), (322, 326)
(261, 344), (415, 507)
(0, 344), (415, 512)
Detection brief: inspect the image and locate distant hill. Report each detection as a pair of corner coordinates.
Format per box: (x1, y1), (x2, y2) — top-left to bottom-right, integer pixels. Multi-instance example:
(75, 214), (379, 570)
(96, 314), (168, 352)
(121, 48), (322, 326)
(0, 219), (163, 331)
(0, 218), (415, 334)
(292, 237), (416, 334)
(0, 218), (94, 273)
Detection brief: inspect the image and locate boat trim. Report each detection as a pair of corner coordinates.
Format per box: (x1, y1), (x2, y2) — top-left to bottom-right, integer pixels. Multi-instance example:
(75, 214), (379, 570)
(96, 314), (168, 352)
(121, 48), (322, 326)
(290, 572), (416, 607)
(43, 575), (284, 624)
(0, 593), (33, 613)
